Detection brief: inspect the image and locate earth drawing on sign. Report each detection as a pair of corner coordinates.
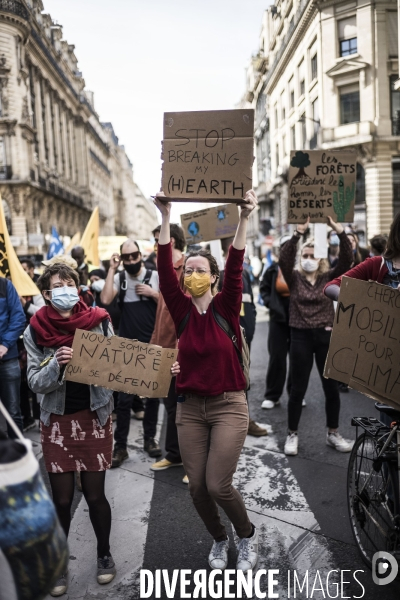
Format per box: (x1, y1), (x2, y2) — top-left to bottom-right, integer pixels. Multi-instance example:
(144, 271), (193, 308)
(188, 221), (200, 236)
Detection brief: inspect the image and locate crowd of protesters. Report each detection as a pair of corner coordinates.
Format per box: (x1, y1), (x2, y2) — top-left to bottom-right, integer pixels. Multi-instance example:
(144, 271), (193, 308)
(1, 184), (397, 594)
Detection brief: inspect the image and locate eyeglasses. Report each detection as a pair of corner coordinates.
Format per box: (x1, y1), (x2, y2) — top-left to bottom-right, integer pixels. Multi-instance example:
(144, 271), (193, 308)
(184, 268), (210, 276)
(120, 251), (140, 262)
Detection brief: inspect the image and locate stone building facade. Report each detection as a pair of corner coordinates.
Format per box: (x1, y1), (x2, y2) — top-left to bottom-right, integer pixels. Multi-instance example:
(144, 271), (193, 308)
(0, 0), (157, 256)
(243, 0), (399, 252)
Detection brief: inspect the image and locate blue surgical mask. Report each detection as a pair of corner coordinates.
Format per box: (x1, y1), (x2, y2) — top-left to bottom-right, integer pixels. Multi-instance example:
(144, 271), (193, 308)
(50, 286), (79, 311)
(329, 234), (339, 246)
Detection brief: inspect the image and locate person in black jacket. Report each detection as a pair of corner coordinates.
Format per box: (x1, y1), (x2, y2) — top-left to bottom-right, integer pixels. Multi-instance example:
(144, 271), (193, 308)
(259, 235), (292, 409)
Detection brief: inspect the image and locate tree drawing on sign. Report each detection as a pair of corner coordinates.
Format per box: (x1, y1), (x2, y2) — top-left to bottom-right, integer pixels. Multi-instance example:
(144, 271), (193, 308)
(217, 209), (226, 221)
(333, 175), (355, 222)
(290, 151), (311, 184)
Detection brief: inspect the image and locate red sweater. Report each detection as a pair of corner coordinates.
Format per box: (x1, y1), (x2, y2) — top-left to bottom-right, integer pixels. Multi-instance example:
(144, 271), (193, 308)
(325, 256), (387, 290)
(157, 242), (246, 395)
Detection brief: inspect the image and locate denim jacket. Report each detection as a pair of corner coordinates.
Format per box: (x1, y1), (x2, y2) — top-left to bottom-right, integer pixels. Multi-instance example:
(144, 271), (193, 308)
(24, 322), (114, 426)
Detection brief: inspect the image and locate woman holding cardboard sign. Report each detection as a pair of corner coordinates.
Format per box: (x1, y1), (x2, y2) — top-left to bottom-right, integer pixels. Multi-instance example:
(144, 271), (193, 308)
(23, 262), (117, 595)
(154, 189), (258, 574)
(279, 216), (354, 457)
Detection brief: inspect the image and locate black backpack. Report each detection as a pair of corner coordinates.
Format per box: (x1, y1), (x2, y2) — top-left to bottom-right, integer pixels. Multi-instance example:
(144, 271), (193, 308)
(177, 301), (251, 390)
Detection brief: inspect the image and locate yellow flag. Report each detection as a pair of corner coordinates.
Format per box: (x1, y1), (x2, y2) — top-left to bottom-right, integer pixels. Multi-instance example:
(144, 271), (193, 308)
(64, 231), (81, 254)
(0, 196), (40, 296)
(80, 206), (99, 267)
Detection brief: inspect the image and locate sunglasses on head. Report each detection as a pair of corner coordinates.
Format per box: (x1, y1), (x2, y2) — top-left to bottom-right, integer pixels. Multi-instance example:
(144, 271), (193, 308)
(120, 251), (140, 262)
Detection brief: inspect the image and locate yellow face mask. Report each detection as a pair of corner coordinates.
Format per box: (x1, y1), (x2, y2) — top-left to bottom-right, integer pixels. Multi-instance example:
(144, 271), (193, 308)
(184, 272), (211, 298)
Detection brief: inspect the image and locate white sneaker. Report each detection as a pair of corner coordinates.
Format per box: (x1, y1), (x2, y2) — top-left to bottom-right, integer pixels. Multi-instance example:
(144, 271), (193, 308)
(284, 432), (298, 455)
(208, 538), (229, 570)
(262, 399), (280, 409)
(326, 432), (354, 453)
(237, 526), (259, 572)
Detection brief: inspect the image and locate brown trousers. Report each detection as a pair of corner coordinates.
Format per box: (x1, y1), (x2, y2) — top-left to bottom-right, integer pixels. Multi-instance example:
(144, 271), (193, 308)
(176, 390), (252, 541)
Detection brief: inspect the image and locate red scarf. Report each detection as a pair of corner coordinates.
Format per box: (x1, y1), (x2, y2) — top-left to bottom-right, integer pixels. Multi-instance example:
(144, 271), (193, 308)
(30, 300), (110, 348)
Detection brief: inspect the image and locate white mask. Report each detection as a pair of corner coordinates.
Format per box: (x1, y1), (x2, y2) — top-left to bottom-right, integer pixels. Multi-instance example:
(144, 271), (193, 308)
(301, 258), (319, 273)
(91, 279), (105, 293)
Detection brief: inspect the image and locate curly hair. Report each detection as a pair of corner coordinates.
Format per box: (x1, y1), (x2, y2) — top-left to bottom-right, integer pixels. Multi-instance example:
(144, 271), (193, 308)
(185, 249), (220, 294)
(38, 264), (79, 305)
(298, 239), (330, 276)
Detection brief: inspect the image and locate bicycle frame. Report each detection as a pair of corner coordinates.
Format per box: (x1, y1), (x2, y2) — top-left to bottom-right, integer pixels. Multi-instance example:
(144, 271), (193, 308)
(356, 424), (398, 498)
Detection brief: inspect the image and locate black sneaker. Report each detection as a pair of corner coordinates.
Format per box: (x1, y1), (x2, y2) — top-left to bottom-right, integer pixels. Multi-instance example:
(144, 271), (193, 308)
(144, 438), (162, 458)
(97, 555), (116, 584)
(23, 417), (36, 432)
(111, 447), (128, 468)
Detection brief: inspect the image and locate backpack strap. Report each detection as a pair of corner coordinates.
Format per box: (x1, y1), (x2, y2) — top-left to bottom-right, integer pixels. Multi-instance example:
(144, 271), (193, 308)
(211, 302), (244, 370)
(0, 277), (7, 299)
(143, 269), (152, 286)
(102, 318), (110, 337)
(138, 269), (153, 301)
(177, 306), (192, 338)
(29, 324), (44, 352)
(119, 270), (127, 311)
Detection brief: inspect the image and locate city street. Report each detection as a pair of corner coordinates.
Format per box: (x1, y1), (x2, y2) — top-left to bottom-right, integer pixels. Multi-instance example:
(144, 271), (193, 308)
(19, 307), (400, 600)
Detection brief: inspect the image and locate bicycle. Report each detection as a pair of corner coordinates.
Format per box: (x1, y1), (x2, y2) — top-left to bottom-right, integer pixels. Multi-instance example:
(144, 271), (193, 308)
(347, 403), (400, 569)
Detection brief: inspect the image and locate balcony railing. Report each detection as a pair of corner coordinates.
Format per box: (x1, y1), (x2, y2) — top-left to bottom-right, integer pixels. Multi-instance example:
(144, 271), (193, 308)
(0, 0), (29, 20)
(0, 165), (12, 180)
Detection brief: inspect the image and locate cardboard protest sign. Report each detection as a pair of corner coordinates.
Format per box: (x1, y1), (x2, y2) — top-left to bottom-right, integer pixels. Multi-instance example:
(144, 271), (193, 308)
(65, 330), (177, 398)
(288, 150), (356, 223)
(162, 109), (254, 202)
(324, 277), (400, 410)
(180, 204), (239, 244)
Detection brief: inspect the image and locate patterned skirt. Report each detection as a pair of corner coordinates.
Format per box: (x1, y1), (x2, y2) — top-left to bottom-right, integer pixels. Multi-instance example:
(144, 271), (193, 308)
(41, 409), (113, 473)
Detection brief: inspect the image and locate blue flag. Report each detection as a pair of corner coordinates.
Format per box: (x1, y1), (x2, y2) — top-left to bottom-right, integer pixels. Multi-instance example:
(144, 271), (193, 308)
(47, 226), (64, 259)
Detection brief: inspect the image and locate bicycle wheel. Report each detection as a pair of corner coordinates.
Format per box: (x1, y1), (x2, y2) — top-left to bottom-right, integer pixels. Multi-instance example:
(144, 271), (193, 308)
(347, 432), (399, 568)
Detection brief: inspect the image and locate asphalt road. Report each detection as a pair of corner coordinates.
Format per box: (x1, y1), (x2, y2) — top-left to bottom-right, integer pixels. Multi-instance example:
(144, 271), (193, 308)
(15, 308), (400, 599)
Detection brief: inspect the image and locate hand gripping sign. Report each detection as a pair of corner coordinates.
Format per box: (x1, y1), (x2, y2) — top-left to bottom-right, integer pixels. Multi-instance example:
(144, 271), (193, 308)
(65, 329), (177, 398)
(161, 109), (254, 202)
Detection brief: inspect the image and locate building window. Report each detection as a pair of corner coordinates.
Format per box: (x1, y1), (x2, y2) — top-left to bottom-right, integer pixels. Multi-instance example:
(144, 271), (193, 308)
(289, 77), (294, 109)
(300, 113), (306, 148)
(312, 97), (319, 131)
(282, 134), (286, 158)
(291, 125), (296, 149)
(390, 75), (400, 135)
(298, 60), (305, 96)
(338, 17), (357, 57)
(276, 144), (279, 169)
(310, 98), (319, 149)
(282, 106), (286, 121)
(274, 104), (278, 128)
(2, 199), (11, 233)
(340, 85), (360, 124)
(393, 159), (400, 216)
(311, 54), (318, 81)
(387, 12), (398, 59)
(40, 79), (49, 163)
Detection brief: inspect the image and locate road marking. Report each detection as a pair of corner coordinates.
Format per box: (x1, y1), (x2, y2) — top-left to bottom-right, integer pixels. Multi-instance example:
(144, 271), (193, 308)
(233, 424), (335, 598)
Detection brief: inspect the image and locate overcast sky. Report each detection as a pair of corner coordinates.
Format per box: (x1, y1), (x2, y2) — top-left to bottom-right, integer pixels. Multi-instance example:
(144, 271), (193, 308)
(48, 0), (269, 221)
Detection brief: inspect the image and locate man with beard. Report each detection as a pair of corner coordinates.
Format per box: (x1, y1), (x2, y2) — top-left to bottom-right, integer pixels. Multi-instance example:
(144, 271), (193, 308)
(101, 239), (160, 467)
